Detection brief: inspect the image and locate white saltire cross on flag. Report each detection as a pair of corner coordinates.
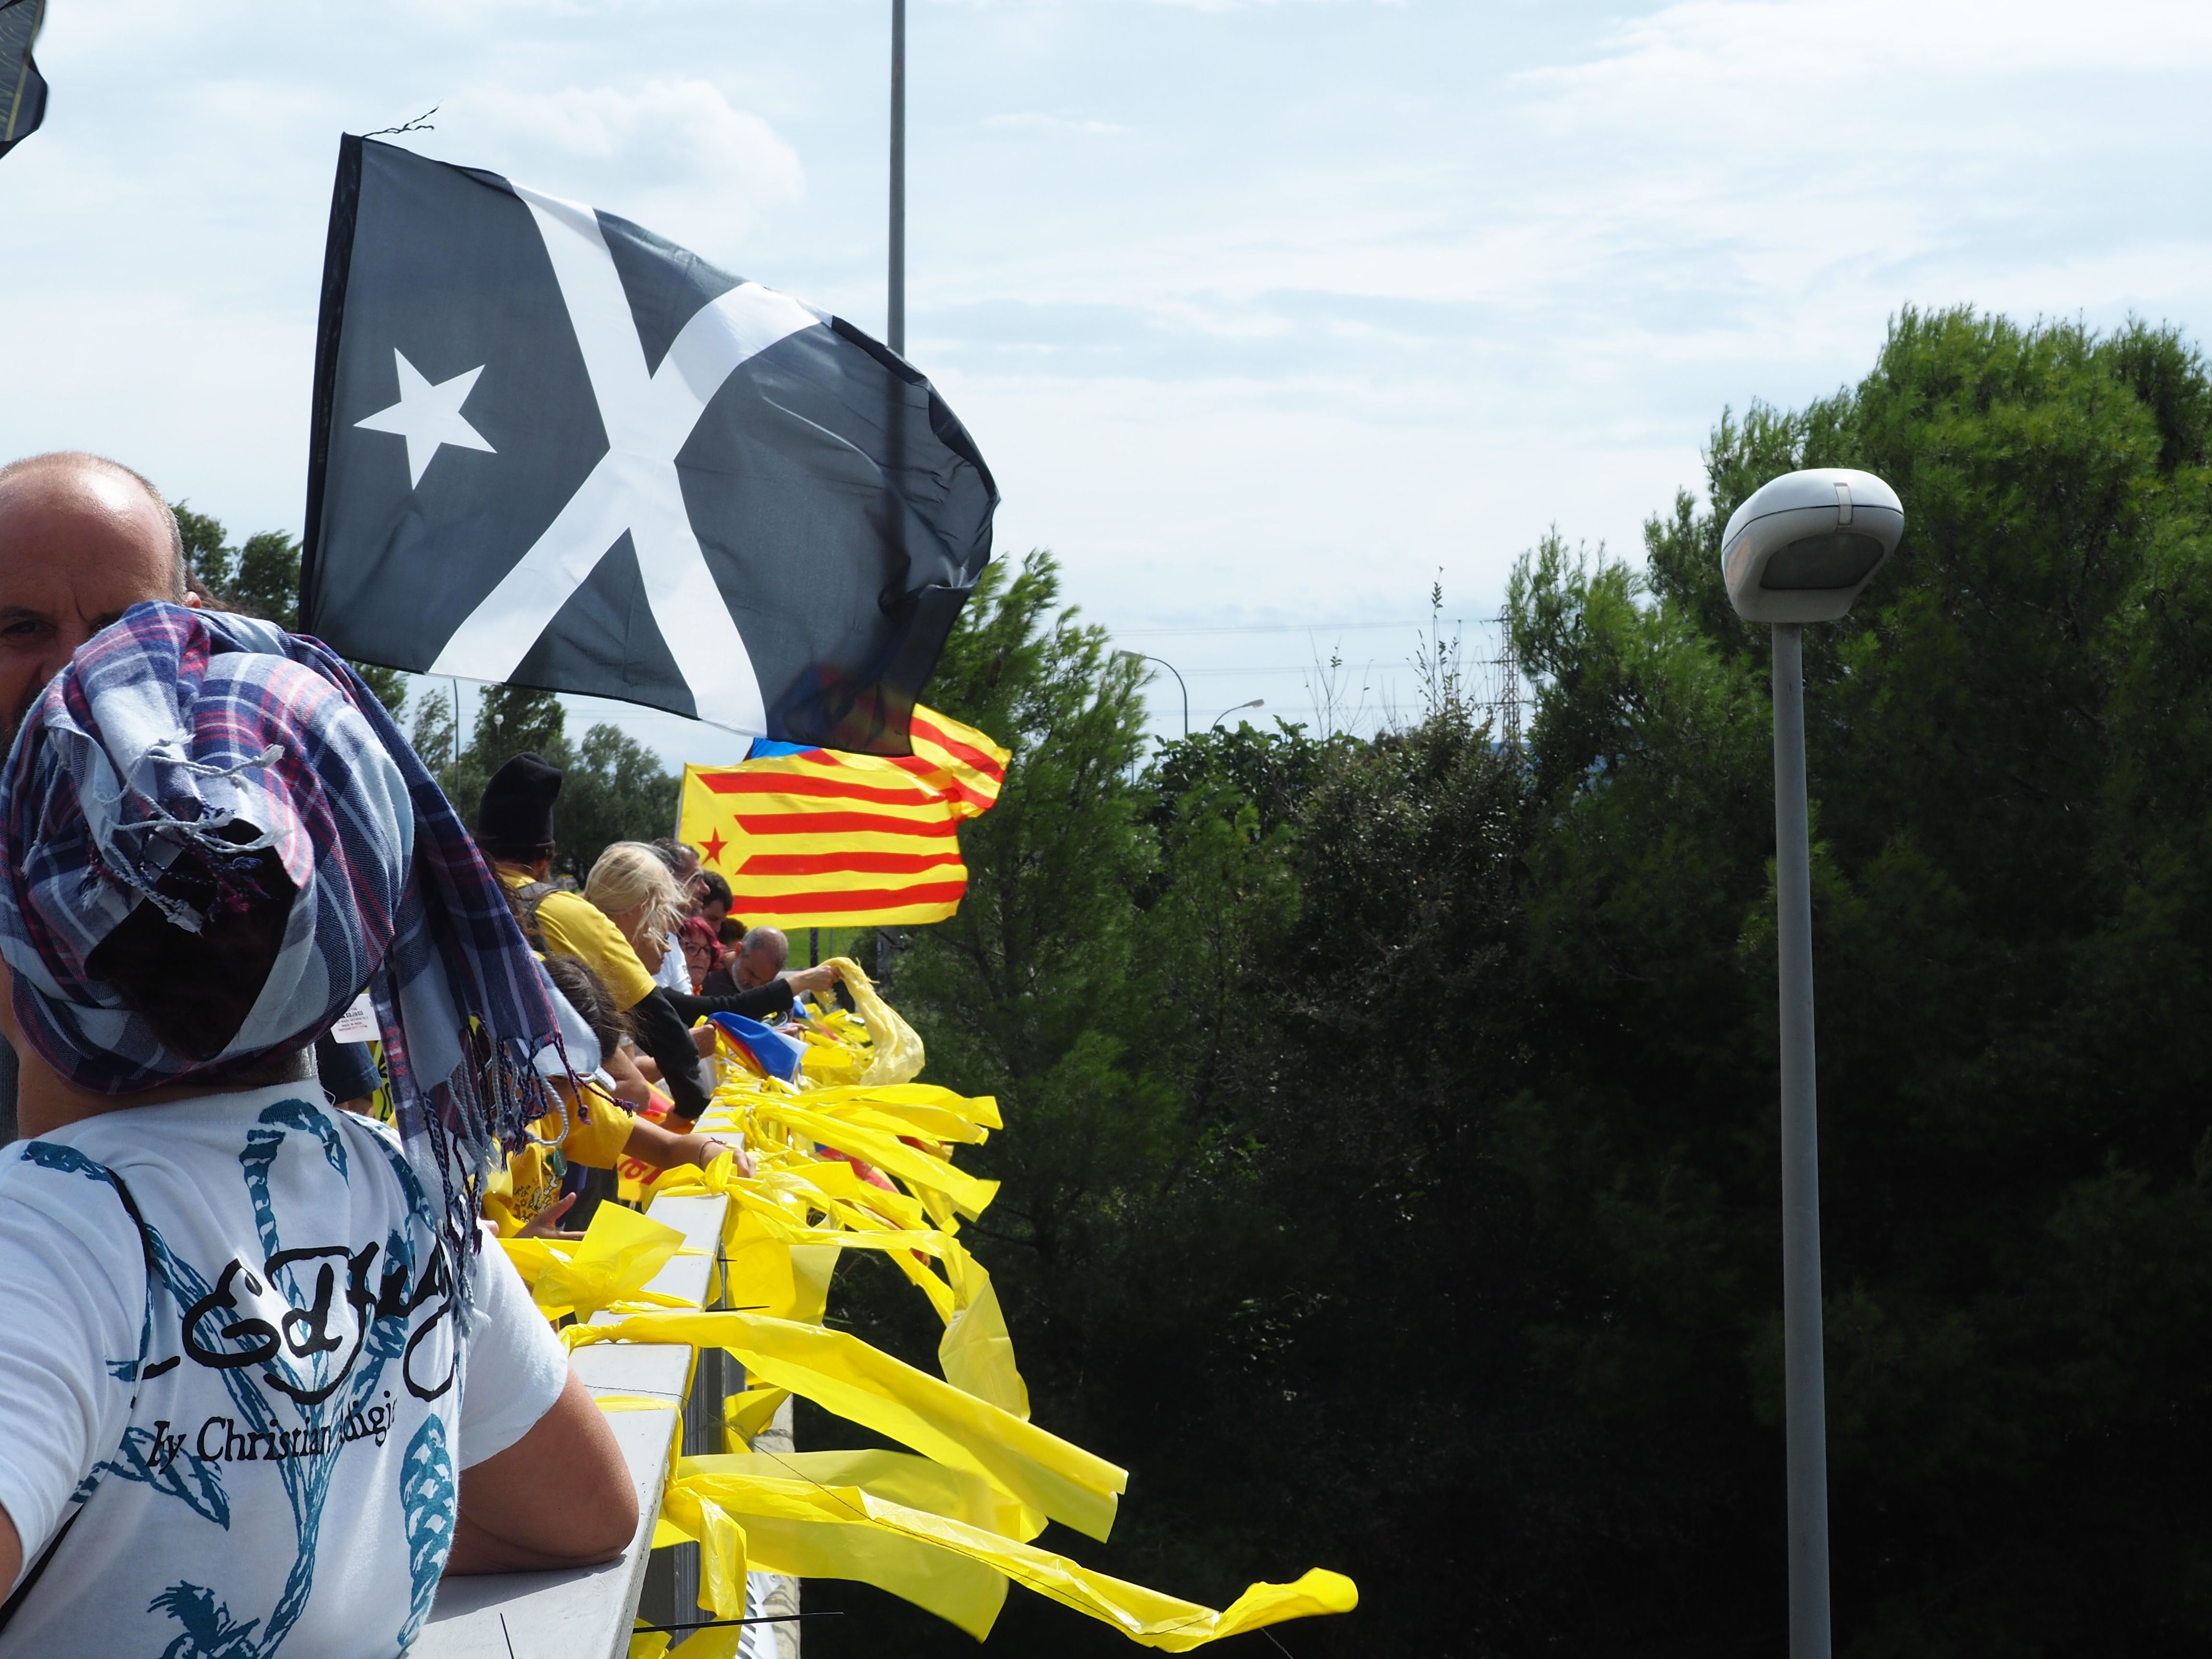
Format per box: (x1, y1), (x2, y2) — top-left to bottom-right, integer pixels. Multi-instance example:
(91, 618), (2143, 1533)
(424, 187), (818, 734)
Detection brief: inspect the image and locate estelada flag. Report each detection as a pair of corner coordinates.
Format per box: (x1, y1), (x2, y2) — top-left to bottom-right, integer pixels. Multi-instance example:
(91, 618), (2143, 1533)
(680, 706), (1009, 927)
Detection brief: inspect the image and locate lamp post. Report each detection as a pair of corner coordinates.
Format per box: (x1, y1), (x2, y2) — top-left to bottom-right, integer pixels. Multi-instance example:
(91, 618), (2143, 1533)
(1719, 467), (1904, 1659)
(1211, 697), (1264, 730)
(887, 0), (905, 356)
(1115, 650), (1190, 737)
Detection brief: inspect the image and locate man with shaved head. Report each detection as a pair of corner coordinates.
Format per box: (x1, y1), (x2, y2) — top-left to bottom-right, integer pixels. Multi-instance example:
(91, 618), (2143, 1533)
(0, 453), (199, 1140)
(0, 452), (192, 746)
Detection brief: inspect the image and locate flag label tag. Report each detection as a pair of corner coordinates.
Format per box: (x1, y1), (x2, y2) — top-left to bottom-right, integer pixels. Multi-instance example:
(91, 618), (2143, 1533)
(330, 993), (378, 1044)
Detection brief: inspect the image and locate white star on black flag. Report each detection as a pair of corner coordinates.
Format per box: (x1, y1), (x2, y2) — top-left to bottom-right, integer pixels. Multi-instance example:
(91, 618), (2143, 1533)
(301, 136), (998, 754)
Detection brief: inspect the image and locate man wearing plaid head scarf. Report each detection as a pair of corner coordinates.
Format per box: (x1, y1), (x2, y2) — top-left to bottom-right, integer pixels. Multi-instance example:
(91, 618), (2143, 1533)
(0, 601), (637, 1653)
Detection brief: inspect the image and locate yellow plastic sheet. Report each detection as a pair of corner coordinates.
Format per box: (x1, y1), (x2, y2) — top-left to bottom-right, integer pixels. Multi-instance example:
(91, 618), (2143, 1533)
(659, 1480), (750, 1614)
(568, 1309), (1126, 1541)
(939, 1238), (1031, 1419)
(506, 1202), (691, 1321)
(798, 1082), (1002, 1142)
(707, 1210), (839, 1325)
(692, 1449), (1040, 1540)
(826, 956), (926, 1086)
(630, 1628), (747, 1659)
(805, 1080), (1003, 1129)
(721, 1495), (1008, 1636)
(724, 1386), (791, 1443)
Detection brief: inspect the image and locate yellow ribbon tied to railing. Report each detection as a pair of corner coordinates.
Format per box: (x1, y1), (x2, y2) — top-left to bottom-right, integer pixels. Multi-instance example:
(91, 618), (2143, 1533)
(654, 1455), (1357, 1647)
(502, 1202), (695, 1321)
(536, 937), (1355, 1651)
(568, 1307), (1120, 1540)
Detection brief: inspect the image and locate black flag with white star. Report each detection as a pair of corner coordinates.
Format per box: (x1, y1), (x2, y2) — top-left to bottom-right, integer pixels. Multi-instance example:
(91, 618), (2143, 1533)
(301, 135), (997, 754)
(0, 0), (48, 161)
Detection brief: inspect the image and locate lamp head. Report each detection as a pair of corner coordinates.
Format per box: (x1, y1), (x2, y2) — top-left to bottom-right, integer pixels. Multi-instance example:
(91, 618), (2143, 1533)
(1720, 467), (1903, 624)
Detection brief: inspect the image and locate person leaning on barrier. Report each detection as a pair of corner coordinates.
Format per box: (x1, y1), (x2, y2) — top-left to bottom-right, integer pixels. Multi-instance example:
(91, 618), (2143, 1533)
(473, 753), (718, 1132)
(587, 842), (839, 1031)
(491, 955), (750, 1239)
(677, 916), (722, 994)
(586, 840), (692, 994)
(0, 602), (636, 1652)
(649, 836), (705, 906)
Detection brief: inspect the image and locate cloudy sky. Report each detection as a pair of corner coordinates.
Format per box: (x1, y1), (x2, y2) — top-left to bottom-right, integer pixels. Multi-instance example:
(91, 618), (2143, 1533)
(5, 0), (2206, 751)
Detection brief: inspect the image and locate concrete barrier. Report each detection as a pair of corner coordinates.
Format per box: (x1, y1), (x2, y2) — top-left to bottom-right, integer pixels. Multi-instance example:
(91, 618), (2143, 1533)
(416, 1191), (734, 1659)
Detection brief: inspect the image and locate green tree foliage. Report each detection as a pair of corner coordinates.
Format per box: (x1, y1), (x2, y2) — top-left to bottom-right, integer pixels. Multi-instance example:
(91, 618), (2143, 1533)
(411, 681), (677, 877)
(170, 505), (407, 715)
(818, 310), (2212, 1658)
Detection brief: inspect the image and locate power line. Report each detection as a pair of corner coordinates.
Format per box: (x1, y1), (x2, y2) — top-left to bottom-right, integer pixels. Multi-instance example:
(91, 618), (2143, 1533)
(1109, 618), (1491, 637)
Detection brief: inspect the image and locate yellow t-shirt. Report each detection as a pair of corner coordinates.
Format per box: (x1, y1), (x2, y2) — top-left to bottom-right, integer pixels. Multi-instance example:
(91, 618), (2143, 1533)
(483, 1082), (637, 1232)
(498, 868), (655, 1010)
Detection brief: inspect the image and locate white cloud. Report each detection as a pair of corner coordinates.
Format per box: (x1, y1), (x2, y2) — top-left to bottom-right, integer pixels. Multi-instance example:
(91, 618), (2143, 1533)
(442, 78), (804, 255)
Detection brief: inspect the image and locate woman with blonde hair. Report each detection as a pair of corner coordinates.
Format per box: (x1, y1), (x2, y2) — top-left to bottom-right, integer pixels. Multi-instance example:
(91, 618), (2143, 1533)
(584, 842), (842, 1032)
(583, 841), (686, 975)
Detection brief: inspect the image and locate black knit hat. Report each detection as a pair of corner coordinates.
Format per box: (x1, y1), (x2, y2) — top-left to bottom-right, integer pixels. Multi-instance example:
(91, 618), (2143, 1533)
(476, 751), (563, 859)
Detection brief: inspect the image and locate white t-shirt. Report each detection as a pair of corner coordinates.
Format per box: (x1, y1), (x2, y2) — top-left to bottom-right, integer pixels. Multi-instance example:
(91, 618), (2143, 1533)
(0, 1085), (569, 1656)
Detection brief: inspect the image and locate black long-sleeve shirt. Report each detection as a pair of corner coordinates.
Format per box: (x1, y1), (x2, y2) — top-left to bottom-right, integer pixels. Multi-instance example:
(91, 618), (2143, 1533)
(661, 978), (795, 1026)
(627, 987), (712, 1124)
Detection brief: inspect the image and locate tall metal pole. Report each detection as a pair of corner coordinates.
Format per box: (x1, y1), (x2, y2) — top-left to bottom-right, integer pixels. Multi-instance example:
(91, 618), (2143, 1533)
(888, 0), (906, 356)
(1771, 622), (1831, 1659)
(877, 0), (908, 998)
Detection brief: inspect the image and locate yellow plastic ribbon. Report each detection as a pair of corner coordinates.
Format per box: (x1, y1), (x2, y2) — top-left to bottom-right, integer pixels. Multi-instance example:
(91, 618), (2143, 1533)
(593, 1394), (683, 1413)
(630, 1629), (749, 1659)
(522, 1203), (692, 1321)
(801, 1081), (1003, 1134)
(938, 1238), (1030, 1419)
(566, 1308), (1126, 1541)
(583, 967), (1355, 1651)
(654, 1465), (1358, 1647)
(723, 1386), (791, 1443)
(753, 1100), (1000, 1219)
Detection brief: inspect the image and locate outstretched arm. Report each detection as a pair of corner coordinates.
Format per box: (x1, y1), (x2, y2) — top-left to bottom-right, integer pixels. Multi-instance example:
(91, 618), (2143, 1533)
(625, 988), (711, 1127)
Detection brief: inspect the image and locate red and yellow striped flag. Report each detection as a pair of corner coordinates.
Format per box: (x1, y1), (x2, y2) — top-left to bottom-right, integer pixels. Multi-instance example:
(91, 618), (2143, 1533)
(679, 706), (1009, 927)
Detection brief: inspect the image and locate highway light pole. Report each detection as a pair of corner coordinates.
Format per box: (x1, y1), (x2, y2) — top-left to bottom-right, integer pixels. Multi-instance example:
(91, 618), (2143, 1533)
(1115, 651), (1189, 736)
(888, 0), (905, 356)
(1211, 698), (1264, 730)
(1720, 467), (1905, 1659)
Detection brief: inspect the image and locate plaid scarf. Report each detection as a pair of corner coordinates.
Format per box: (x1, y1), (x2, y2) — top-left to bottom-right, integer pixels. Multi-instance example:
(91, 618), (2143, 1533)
(0, 602), (563, 1253)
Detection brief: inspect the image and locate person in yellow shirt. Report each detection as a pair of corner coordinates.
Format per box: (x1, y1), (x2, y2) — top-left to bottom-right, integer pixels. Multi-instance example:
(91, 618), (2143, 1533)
(488, 955), (751, 1236)
(473, 752), (715, 1130)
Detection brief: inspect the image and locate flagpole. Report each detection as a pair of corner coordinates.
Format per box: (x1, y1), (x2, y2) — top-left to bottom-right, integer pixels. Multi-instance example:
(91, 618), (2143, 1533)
(888, 0), (906, 355)
(879, 0), (908, 993)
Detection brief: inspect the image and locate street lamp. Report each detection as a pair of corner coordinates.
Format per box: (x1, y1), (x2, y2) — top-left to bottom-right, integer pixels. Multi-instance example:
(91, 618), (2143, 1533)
(1115, 651), (1190, 737)
(1211, 698), (1264, 730)
(1722, 467), (1903, 1659)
